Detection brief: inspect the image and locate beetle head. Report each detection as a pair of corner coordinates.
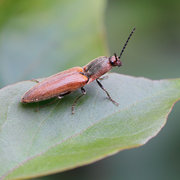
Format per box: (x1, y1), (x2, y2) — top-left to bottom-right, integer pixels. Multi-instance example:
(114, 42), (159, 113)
(109, 53), (122, 67)
(110, 27), (136, 68)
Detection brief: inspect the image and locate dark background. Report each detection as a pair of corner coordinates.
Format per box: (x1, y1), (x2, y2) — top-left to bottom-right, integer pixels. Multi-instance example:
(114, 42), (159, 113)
(36, 0), (180, 179)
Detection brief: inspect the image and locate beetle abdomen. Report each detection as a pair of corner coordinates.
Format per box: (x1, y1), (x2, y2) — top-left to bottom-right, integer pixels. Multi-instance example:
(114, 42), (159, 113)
(21, 67), (88, 103)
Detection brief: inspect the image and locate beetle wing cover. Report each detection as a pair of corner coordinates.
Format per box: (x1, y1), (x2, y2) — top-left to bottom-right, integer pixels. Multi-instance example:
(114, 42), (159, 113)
(21, 67), (88, 102)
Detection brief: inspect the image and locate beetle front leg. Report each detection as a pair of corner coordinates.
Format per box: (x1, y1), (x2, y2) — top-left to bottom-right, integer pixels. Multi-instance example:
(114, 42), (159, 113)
(72, 87), (86, 114)
(96, 79), (119, 106)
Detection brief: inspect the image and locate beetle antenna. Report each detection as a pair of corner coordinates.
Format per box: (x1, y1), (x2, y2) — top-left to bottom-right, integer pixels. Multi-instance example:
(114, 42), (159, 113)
(114, 53), (118, 61)
(119, 27), (136, 59)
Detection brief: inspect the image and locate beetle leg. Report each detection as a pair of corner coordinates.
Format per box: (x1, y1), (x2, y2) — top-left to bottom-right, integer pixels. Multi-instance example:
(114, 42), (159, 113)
(96, 79), (119, 106)
(58, 91), (71, 99)
(58, 95), (63, 99)
(30, 79), (39, 83)
(72, 87), (86, 114)
(36, 92), (71, 110)
(37, 98), (59, 111)
(99, 75), (108, 81)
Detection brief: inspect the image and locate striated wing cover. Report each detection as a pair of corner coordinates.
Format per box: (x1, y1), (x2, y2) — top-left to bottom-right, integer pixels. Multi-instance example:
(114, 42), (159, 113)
(21, 67), (88, 102)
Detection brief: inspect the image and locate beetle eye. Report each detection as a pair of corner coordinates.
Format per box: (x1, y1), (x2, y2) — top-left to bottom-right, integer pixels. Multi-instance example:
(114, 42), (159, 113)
(109, 56), (116, 65)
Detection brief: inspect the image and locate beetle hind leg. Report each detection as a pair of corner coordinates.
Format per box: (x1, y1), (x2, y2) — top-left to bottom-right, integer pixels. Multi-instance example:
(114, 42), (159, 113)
(72, 87), (86, 114)
(96, 79), (119, 106)
(58, 91), (71, 99)
(30, 79), (40, 83)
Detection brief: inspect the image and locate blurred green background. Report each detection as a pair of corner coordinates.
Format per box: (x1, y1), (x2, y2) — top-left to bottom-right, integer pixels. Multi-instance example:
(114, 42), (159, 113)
(35, 0), (180, 179)
(1, 0), (180, 179)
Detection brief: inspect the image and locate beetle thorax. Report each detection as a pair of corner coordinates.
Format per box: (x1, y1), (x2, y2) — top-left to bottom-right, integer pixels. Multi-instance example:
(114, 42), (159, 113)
(83, 56), (112, 84)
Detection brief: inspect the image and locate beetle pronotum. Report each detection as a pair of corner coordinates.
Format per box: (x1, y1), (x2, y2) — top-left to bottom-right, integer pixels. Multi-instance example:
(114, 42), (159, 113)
(21, 28), (136, 114)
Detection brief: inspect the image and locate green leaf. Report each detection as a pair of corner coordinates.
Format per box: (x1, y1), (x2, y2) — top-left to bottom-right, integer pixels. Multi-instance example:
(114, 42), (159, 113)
(0, 0), (107, 87)
(0, 73), (180, 179)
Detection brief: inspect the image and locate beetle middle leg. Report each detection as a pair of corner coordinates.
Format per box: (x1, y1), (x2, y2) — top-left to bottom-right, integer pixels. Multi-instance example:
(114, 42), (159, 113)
(72, 87), (86, 114)
(96, 79), (119, 106)
(98, 75), (108, 81)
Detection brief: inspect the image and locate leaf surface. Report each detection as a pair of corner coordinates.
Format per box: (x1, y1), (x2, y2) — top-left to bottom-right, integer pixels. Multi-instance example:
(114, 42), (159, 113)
(0, 73), (180, 179)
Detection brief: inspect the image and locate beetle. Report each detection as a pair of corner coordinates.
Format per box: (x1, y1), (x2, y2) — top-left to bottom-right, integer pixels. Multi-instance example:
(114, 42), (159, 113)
(21, 28), (136, 114)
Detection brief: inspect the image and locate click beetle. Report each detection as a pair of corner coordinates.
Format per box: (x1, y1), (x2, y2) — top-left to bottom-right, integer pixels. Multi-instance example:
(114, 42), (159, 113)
(21, 28), (136, 114)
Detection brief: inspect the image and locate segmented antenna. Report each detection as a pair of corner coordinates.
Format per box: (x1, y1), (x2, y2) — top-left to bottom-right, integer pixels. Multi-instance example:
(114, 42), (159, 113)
(114, 53), (118, 61)
(119, 27), (136, 59)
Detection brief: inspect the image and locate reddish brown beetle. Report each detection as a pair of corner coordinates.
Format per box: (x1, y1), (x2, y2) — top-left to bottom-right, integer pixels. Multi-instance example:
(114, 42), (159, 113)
(21, 28), (135, 114)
